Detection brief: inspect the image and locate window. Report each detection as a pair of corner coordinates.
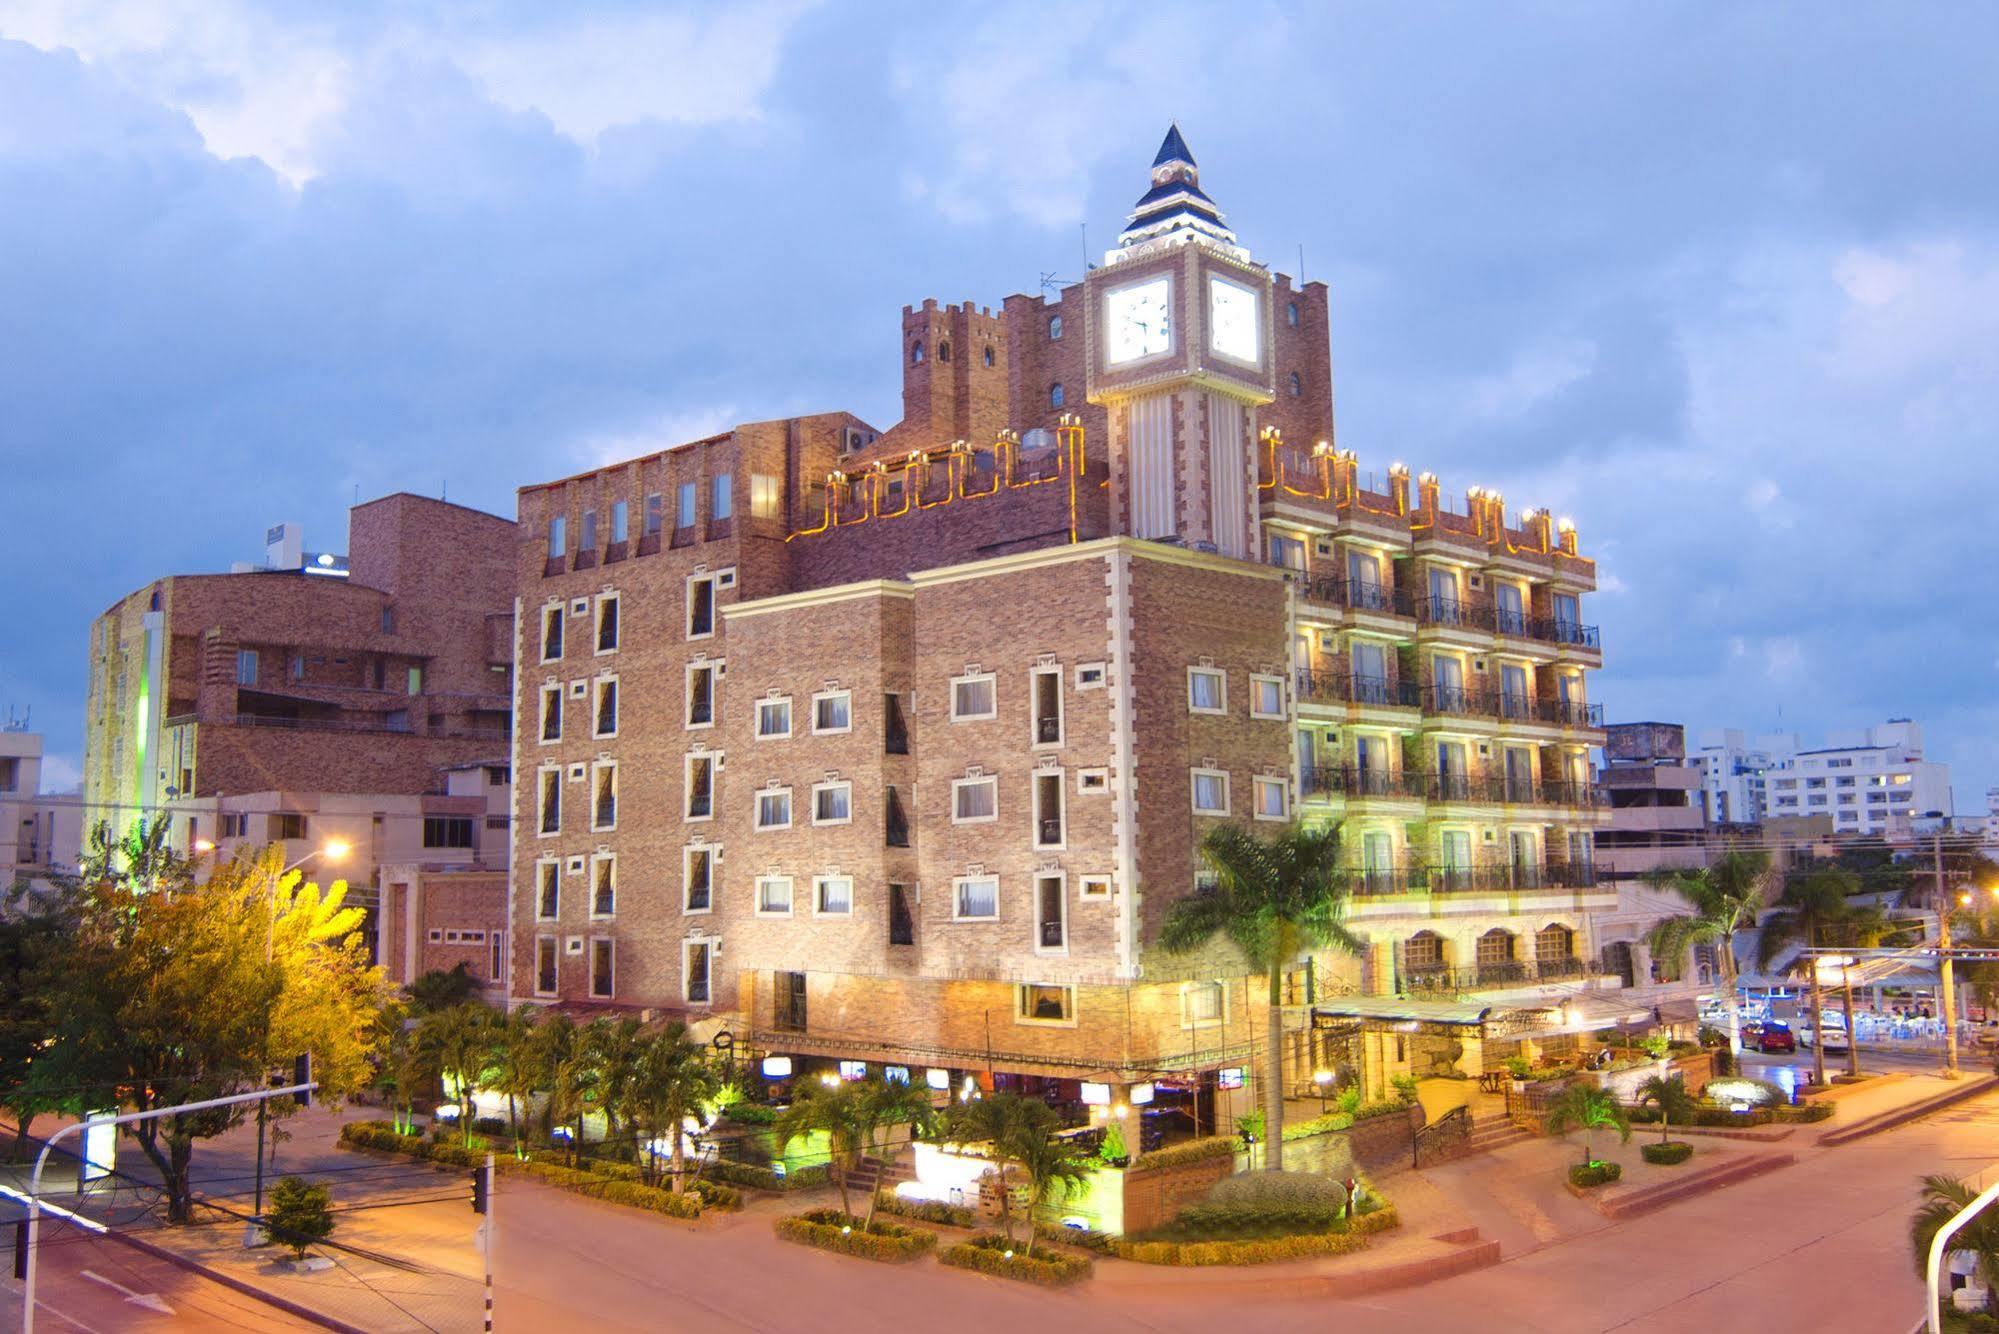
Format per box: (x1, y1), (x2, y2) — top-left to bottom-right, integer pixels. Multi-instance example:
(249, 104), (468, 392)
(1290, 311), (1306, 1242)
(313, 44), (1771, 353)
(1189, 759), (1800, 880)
(1254, 775), (1287, 821)
(1034, 873), (1065, 951)
(1268, 533), (1306, 570)
(1049, 382), (1065, 408)
(755, 787), (792, 831)
(539, 767), (561, 834)
(712, 473), (734, 521)
(1033, 770), (1065, 849)
(815, 875), (853, 916)
(953, 775), (998, 823)
(1016, 983), (1073, 1024)
(1183, 981), (1225, 1026)
(951, 672), (996, 721)
(756, 696), (792, 739)
(644, 492), (664, 535)
(589, 938), (614, 999)
(1192, 769), (1230, 815)
(288, 651), (305, 681)
(750, 473), (782, 519)
(683, 846), (714, 913)
(1287, 300), (1299, 327)
(911, 340), (925, 364)
(489, 933), (504, 983)
(591, 762), (617, 831)
(591, 855), (616, 917)
(687, 573), (719, 638)
(677, 481), (697, 529)
(1077, 769), (1109, 793)
(535, 937), (558, 996)
(1188, 667), (1226, 714)
(813, 781), (853, 825)
(1079, 875), (1112, 900)
(406, 664), (424, 695)
(594, 678), (618, 737)
(938, 340), (952, 363)
(683, 941), (712, 1005)
(1075, 662), (1106, 689)
(888, 883), (916, 945)
(540, 683), (562, 742)
(954, 876), (999, 920)
(219, 812), (248, 839)
(542, 606), (564, 661)
(1250, 673), (1285, 719)
(685, 754), (715, 820)
(1029, 667), (1062, 747)
(536, 860), (560, 920)
(1048, 315), (1063, 339)
(812, 690), (852, 734)
(271, 812), (308, 841)
(687, 662), (717, 728)
(983, 345), (995, 367)
(579, 509), (598, 553)
(756, 874), (794, 916)
(1288, 371), (1302, 396)
(610, 500), (628, 543)
(235, 649), (259, 686)
(548, 515), (567, 557)
(423, 816), (474, 849)
(597, 595), (619, 652)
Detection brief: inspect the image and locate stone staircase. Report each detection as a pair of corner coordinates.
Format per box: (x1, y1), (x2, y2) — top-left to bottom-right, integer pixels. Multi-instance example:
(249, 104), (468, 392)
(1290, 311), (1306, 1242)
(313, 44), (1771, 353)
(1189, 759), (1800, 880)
(1459, 1114), (1534, 1158)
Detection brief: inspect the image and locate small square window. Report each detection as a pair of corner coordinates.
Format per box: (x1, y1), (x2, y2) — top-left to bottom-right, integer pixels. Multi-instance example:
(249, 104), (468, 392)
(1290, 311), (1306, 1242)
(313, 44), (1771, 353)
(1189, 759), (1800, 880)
(812, 690), (852, 734)
(756, 697), (792, 739)
(1075, 662), (1106, 690)
(1188, 667), (1227, 714)
(952, 776), (998, 823)
(812, 782), (853, 826)
(1078, 875), (1113, 900)
(756, 787), (793, 831)
(1183, 981), (1226, 1026)
(1016, 983), (1073, 1025)
(954, 876), (999, 920)
(951, 673), (996, 721)
(815, 875), (853, 916)
(1250, 673), (1285, 720)
(1192, 768), (1230, 815)
(1077, 769), (1109, 794)
(757, 875), (793, 916)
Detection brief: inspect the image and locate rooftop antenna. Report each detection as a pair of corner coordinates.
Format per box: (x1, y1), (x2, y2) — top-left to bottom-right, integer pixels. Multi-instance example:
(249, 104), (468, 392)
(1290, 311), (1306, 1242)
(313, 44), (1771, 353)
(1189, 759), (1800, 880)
(1298, 243), (1306, 283)
(1080, 223), (1088, 275)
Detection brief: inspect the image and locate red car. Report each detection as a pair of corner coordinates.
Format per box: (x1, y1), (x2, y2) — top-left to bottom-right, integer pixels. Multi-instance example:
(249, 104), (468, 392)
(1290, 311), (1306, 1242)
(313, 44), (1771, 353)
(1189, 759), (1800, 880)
(1755, 1020), (1797, 1053)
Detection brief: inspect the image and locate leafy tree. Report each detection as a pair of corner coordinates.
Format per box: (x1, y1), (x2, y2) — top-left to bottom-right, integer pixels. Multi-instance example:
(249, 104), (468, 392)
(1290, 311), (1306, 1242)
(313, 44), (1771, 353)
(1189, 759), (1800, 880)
(408, 963), (483, 1014)
(374, 1020), (427, 1135)
(530, 1013), (593, 1164)
(1758, 868), (1859, 1088)
(489, 1009), (542, 1145)
(585, 1016), (648, 1152)
(1160, 822), (1360, 1171)
(944, 1092), (1056, 1245)
(1543, 1083), (1630, 1166)
(265, 1175), (335, 1262)
(624, 1023), (719, 1191)
(1635, 1073), (1695, 1144)
(1827, 901), (1897, 1080)
(0, 881), (83, 1156)
(774, 1077), (874, 1222)
(857, 1075), (937, 1232)
(77, 815), (192, 894)
(413, 1005), (501, 1145)
(1010, 1125), (1093, 1257)
(1911, 1173), (1999, 1316)
(1645, 850), (1771, 1056)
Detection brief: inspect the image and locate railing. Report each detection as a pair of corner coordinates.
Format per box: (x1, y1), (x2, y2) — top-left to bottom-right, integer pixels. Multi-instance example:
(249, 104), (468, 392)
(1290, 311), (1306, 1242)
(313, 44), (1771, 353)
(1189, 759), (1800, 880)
(1351, 865), (1429, 895)
(1037, 818), (1063, 847)
(1039, 921), (1065, 949)
(1536, 699), (1605, 728)
(1540, 780), (1606, 807)
(1415, 596), (1496, 632)
(1035, 716), (1061, 744)
(231, 713), (509, 743)
(1414, 1104), (1472, 1169)
(1539, 618), (1601, 649)
(1398, 956), (1605, 994)
(1426, 863), (1600, 893)
(1299, 576), (1415, 617)
(1345, 767), (1429, 799)
(1424, 685), (1496, 718)
(1294, 669), (1420, 708)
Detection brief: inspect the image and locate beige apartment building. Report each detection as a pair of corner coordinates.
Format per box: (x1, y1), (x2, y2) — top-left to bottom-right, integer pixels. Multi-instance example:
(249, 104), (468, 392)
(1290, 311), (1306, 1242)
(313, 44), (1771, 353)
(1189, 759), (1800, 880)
(511, 129), (1650, 1128)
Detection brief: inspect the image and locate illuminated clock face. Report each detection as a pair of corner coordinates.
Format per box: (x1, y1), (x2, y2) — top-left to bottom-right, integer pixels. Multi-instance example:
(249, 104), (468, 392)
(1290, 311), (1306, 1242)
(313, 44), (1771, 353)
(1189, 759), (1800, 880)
(1104, 277), (1172, 365)
(1208, 275), (1260, 363)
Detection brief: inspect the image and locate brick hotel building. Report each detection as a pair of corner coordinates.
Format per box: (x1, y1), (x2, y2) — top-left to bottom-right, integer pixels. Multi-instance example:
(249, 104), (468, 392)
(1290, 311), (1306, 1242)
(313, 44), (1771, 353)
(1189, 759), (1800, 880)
(513, 129), (1649, 1123)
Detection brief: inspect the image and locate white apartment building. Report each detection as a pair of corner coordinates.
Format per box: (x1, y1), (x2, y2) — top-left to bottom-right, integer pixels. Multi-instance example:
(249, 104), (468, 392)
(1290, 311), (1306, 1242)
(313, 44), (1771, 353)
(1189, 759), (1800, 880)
(0, 726), (86, 898)
(1699, 720), (1952, 836)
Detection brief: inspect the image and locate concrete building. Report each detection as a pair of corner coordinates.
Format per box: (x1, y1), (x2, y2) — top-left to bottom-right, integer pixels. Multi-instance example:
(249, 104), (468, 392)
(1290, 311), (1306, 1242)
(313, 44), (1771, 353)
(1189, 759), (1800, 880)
(0, 724), (85, 898)
(82, 493), (517, 973)
(1737, 721), (1951, 835)
(1692, 728), (1775, 825)
(1597, 723), (1708, 882)
(510, 128), (1640, 1123)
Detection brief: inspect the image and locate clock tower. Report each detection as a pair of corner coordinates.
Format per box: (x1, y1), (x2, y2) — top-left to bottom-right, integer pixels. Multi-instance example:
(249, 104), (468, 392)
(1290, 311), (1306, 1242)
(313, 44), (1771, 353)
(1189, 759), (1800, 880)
(1085, 125), (1275, 559)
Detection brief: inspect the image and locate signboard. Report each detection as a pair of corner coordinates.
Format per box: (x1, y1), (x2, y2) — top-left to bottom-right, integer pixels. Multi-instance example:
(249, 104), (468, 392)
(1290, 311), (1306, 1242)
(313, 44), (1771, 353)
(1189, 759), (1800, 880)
(80, 1113), (116, 1184)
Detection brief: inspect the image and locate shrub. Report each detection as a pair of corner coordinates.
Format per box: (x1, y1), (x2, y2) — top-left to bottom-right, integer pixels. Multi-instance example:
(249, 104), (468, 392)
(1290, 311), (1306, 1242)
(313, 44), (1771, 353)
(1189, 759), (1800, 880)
(1033, 1220), (1115, 1254)
(940, 1233), (1092, 1286)
(1113, 1227), (1374, 1267)
(1568, 1160), (1622, 1189)
(1165, 1203), (1344, 1239)
(773, 1209), (937, 1263)
(1098, 1121), (1129, 1165)
(1352, 1099), (1412, 1123)
(874, 1191), (977, 1228)
(1778, 1101), (1835, 1124)
(472, 1116), (508, 1137)
(340, 1121), (424, 1154)
(1125, 1137), (1238, 1174)
(1206, 1170), (1346, 1209)
(687, 1179), (742, 1211)
(1505, 1056), (1534, 1079)
(704, 1158), (832, 1191)
(723, 1103), (780, 1126)
(1641, 1141), (1694, 1166)
(265, 1176), (334, 1261)
(1390, 1074), (1420, 1103)
(1280, 1110), (1354, 1141)
(501, 1159), (702, 1220)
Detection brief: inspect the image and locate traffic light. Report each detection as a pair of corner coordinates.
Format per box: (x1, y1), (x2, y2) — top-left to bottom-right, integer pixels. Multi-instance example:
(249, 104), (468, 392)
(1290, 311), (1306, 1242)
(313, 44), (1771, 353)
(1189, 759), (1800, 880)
(293, 1053), (313, 1107)
(470, 1165), (488, 1215)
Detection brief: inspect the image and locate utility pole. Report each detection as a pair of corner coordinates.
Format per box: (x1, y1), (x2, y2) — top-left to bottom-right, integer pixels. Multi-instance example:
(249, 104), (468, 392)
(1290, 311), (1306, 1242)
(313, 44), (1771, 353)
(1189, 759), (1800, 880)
(1937, 830), (1961, 1079)
(481, 1152), (496, 1333)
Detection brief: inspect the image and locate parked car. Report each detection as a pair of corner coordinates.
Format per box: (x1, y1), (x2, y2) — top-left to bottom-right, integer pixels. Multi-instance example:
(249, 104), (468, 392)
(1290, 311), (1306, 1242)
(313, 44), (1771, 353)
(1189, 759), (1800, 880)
(1755, 1020), (1798, 1054)
(1796, 1016), (1850, 1054)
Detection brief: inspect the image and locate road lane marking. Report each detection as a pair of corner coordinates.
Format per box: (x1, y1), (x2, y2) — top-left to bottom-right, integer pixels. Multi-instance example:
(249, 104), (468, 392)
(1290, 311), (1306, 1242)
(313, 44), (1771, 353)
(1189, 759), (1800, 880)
(78, 1269), (175, 1315)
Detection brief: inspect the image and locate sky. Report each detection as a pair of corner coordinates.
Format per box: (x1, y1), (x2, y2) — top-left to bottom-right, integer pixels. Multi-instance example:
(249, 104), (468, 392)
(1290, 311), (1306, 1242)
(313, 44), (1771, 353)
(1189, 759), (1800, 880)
(1, 2), (1995, 806)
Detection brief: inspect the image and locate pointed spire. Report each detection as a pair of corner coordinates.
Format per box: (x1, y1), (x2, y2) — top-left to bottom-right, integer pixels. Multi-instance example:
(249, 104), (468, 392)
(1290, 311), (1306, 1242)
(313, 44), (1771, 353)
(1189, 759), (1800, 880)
(1152, 122), (1195, 170)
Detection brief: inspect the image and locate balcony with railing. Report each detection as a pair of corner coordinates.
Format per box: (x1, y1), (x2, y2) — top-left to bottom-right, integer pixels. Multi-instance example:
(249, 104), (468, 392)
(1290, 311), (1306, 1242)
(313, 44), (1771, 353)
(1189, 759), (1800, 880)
(1351, 864), (1429, 896)
(1415, 595), (1497, 633)
(1294, 669), (1420, 709)
(1299, 575), (1415, 618)
(1396, 956), (1606, 996)
(1423, 684), (1497, 719)
(1426, 862), (1602, 893)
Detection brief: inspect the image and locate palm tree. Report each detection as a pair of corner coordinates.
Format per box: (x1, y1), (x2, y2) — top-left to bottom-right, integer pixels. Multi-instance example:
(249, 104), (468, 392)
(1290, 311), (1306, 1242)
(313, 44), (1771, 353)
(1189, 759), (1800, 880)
(944, 1092), (1054, 1245)
(489, 1009), (541, 1147)
(413, 1004), (499, 1145)
(1645, 850), (1772, 1056)
(1160, 822), (1361, 1171)
(1010, 1126), (1094, 1257)
(857, 1076), (938, 1232)
(374, 1022), (427, 1135)
(408, 963), (483, 1014)
(1759, 868), (1858, 1088)
(1828, 901), (1893, 1080)
(774, 1077), (882, 1221)
(530, 1013), (593, 1164)
(584, 1016), (648, 1154)
(1635, 1072), (1695, 1145)
(1543, 1083), (1630, 1166)
(1911, 1173), (1999, 1316)
(625, 1024), (719, 1191)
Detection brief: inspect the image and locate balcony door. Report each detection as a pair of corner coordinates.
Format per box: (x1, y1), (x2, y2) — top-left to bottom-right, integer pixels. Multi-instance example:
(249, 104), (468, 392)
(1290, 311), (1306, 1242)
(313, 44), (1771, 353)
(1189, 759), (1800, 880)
(1431, 654), (1463, 710)
(1496, 581), (1526, 634)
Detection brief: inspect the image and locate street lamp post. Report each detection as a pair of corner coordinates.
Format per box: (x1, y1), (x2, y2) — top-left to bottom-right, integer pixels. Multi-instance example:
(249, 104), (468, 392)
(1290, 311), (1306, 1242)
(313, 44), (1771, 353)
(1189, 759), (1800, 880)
(1313, 1069), (1333, 1116)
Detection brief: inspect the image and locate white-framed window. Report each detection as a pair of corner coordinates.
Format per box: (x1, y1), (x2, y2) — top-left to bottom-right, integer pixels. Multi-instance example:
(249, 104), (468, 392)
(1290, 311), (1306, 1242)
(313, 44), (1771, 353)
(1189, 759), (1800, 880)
(1016, 983), (1075, 1026)
(537, 766), (562, 835)
(1250, 673), (1285, 720)
(1075, 662), (1106, 690)
(755, 696), (792, 739)
(684, 752), (717, 821)
(687, 571), (724, 639)
(1078, 768), (1109, 793)
(1181, 980), (1226, 1027)
(953, 875), (999, 921)
(814, 875), (853, 917)
(1254, 775), (1288, 821)
(590, 853), (616, 919)
(683, 940), (712, 1005)
(1078, 874), (1113, 901)
(534, 936), (558, 997)
(1033, 872), (1066, 953)
(539, 682), (563, 744)
(1030, 665), (1063, 748)
(756, 874), (794, 916)
(686, 662), (718, 729)
(541, 605), (564, 662)
(812, 690), (852, 734)
(755, 786), (793, 831)
(595, 594), (620, 654)
(1192, 768), (1230, 815)
(535, 858), (560, 920)
(683, 845), (714, 914)
(593, 676), (618, 738)
(951, 672), (997, 721)
(1187, 667), (1227, 714)
(952, 775), (998, 823)
(1032, 769), (1066, 849)
(812, 781), (853, 826)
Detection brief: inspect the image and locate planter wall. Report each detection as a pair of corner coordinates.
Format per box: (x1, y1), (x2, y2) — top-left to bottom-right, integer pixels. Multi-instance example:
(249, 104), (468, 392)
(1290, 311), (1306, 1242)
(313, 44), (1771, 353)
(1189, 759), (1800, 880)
(1118, 1153), (1233, 1236)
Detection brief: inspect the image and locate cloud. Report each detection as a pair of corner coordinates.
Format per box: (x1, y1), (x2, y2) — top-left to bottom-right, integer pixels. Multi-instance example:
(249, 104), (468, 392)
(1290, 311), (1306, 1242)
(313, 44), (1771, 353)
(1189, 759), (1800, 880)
(1465, 339), (1598, 420)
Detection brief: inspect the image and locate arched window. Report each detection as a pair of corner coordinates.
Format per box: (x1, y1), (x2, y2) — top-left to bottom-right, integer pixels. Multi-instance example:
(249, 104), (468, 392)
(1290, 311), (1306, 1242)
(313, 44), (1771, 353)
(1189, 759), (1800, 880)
(1535, 923), (1576, 970)
(1049, 382), (1065, 408)
(1402, 930), (1446, 978)
(911, 341), (925, 365)
(938, 340), (951, 363)
(1049, 315), (1064, 340)
(1288, 372), (1302, 397)
(1287, 301), (1299, 327)
(983, 345), (995, 367)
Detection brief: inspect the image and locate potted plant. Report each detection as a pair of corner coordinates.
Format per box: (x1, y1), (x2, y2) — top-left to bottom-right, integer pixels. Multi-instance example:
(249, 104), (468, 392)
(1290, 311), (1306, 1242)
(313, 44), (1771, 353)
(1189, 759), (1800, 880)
(1097, 1121), (1130, 1169)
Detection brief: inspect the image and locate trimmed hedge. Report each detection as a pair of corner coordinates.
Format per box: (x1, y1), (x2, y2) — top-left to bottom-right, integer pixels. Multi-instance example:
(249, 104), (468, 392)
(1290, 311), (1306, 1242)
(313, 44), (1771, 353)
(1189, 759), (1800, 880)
(1641, 1141), (1694, 1166)
(1281, 1111), (1354, 1141)
(1126, 1136), (1239, 1173)
(774, 1209), (937, 1263)
(1164, 1203), (1344, 1239)
(720, 1103), (780, 1126)
(704, 1158), (832, 1192)
(940, 1233), (1092, 1286)
(1568, 1160), (1622, 1189)
(873, 1192), (977, 1228)
(1033, 1220), (1115, 1254)
(1113, 1206), (1398, 1266)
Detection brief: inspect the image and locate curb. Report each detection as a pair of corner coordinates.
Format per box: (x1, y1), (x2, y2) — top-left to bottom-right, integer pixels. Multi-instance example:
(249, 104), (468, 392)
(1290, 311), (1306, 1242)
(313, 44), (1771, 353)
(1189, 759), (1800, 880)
(1090, 1229), (1500, 1299)
(1818, 1075), (1999, 1147)
(1579, 1153), (1795, 1221)
(102, 1228), (369, 1334)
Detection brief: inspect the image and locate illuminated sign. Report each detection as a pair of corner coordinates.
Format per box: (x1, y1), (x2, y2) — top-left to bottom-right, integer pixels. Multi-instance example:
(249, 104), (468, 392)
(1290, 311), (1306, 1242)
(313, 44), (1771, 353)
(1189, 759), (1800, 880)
(926, 1068), (951, 1091)
(1080, 1082), (1111, 1106)
(761, 1056), (793, 1079)
(81, 1113), (116, 1184)
(1216, 1067), (1245, 1090)
(1128, 1082), (1155, 1106)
